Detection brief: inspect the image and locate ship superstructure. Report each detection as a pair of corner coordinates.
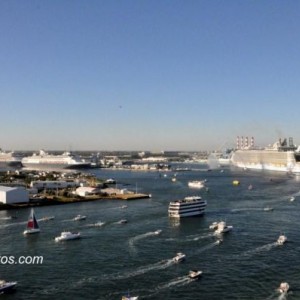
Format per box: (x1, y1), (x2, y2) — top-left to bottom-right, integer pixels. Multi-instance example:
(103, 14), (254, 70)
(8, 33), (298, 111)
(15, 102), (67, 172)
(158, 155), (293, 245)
(231, 136), (300, 173)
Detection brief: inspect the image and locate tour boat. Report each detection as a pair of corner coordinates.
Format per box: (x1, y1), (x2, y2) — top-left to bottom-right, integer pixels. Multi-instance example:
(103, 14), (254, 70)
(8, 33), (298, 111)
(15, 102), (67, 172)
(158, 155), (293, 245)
(55, 231), (81, 242)
(0, 280), (17, 293)
(173, 252), (186, 262)
(23, 209), (40, 235)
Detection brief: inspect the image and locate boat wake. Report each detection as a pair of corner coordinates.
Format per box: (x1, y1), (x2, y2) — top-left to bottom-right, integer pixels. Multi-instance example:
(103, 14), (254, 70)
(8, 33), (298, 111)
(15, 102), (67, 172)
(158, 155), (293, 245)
(0, 220), (27, 228)
(239, 242), (277, 258)
(84, 221), (106, 228)
(129, 231), (161, 253)
(190, 240), (221, 256)
(112, 259), (174, 280)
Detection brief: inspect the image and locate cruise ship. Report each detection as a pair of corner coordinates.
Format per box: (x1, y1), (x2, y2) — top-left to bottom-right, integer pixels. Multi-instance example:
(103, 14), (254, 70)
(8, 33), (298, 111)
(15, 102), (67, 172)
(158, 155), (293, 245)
(21, 150), (91, 169)
(168, 196), (207, 218)
(0, 149), (22, 167)
(231, 136), (300, 173)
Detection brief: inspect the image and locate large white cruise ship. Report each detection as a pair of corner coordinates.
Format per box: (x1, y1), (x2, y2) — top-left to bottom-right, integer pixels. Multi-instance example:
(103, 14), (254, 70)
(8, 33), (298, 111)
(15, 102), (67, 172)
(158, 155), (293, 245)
(21, 150), (91, 169)
(231, 137), (300, 173)
(168, 196), (207, 218)
(0, 149), (22, 166)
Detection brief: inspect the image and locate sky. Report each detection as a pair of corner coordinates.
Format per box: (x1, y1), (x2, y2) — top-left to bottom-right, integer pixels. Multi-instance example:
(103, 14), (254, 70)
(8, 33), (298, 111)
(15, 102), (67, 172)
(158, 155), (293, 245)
(1, 0), (300, 151)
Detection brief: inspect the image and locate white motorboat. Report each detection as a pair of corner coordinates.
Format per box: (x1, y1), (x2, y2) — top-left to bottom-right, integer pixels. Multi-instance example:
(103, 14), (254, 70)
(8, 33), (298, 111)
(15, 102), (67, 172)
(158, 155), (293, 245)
(276, 234), (287, 245)
(23, 209), (40, 235)
(73, 215), (86, 221)
(188, 180), (206, 189)
(214, 221), (233, 234)
(263, 207), (274, 211)
(216, 239), (223, 245)
(173, 252), (186, 262)
(278, 282), (289, 293)
(154, 229), (162, 235)
(117, 219), (128, 224)
(290, 196), (295, 202)
(188, 270), (202, 279)
(0, 280), (17, 293)
(55, 231), (81, 242)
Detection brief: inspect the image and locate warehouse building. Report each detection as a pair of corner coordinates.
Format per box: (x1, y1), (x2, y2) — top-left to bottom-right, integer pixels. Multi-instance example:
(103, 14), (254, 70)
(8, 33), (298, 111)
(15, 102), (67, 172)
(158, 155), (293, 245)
(0, 186), (29, 204)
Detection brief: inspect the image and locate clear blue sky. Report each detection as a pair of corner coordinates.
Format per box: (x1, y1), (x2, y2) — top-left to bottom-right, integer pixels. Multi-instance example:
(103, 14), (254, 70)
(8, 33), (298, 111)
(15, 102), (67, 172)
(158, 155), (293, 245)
(1, 0), (300, 151)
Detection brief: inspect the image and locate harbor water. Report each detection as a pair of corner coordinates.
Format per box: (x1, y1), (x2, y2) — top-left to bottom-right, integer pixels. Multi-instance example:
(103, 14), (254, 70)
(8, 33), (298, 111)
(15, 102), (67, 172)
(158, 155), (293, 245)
(1, 165), (300, 299)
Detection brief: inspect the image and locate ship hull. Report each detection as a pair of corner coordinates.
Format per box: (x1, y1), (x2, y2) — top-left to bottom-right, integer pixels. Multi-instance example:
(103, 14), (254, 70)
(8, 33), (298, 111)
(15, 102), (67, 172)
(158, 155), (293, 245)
(21, 162), (91, 170)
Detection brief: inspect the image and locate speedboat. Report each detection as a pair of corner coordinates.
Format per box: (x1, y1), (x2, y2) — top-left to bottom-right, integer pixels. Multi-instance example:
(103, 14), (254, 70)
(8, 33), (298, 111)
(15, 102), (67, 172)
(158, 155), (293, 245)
(276, 234), (287, 245)
(154, 229), (162, 235)
(188, 270), (202, 279)
(0, 280), (17, 293)
(214, 221), (233, 234)
(73, 215), (86, 221)
(55, 231), (81, 242)
(173, 252), (186, 262)
(118, 219), (128, 224)
(278, 282), (289, 293)
(263, 207), (274, 211)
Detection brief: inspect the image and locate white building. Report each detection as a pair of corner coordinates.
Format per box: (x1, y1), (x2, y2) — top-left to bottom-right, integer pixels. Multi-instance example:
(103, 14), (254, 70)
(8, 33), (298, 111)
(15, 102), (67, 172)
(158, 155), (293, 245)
(0, 186), (29, 204)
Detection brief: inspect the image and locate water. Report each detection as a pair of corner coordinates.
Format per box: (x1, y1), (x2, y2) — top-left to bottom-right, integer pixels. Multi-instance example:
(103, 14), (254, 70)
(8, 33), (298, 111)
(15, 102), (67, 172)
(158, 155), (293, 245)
(1, 165), (300, 299)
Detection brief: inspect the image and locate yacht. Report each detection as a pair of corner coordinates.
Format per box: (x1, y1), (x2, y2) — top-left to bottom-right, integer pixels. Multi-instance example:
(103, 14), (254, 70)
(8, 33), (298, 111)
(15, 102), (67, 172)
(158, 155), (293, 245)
(276, 234), (287, 245)
(21, 150), (91, 169)
(168, 196), (207, 218)
(0, 280), (17, 293)
(188, 270), (202, 279)
(188, 180), (206, 189)
(55, 231), (81, 242)
(214, 221), (233, 234)
(173, 252), (186, 262)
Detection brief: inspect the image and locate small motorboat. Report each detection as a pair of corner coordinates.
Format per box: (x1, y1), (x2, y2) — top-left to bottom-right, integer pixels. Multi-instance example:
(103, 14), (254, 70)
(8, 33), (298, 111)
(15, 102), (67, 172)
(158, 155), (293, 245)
(278, 282), (289, 293)
(154, 229), (162, 235)
(214, 221), (233, 234)
(73, 215), (86, 221)
(276, 234), (287, 245)
(290, 196), (295, 202)
(55, 231), (81, 242)
(0, 280), (17, 293)
(117, 219), (128, 224)
(188, 270), (202, 279)
(173, 252), (186, 262)
(188, 180), (205, 189)
(263, 207), (274, 211)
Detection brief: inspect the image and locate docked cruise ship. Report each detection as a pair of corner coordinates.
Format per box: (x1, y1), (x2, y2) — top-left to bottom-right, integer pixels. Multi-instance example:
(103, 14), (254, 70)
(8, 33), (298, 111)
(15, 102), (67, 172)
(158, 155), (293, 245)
(21, 150), (91, 169)
(0, 149), (22, 167)
(168, 196), (207, 218)
(231, 136), (300, 173)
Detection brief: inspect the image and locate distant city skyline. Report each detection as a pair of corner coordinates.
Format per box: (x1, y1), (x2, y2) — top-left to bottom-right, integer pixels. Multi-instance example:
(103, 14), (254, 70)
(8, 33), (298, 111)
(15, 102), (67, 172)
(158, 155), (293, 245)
(1, 1), (300, 151)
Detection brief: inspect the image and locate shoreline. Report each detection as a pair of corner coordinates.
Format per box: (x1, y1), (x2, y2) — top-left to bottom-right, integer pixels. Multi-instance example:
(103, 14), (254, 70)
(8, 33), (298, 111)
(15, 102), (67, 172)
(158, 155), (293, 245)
(0, 193), (151, 211)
